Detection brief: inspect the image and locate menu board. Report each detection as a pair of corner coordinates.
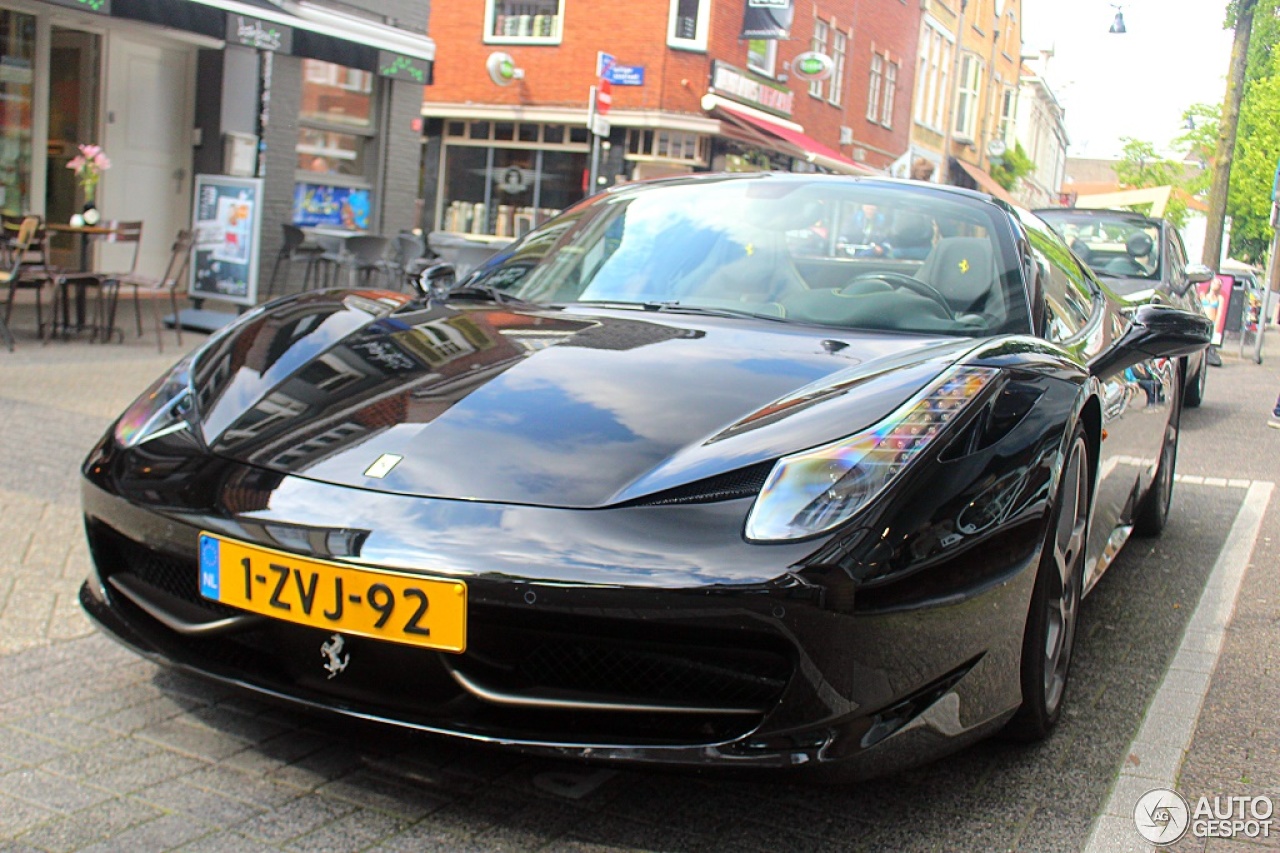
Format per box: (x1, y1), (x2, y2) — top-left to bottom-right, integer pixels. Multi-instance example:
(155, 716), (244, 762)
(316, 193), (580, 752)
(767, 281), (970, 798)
(190, 175), (263, 306)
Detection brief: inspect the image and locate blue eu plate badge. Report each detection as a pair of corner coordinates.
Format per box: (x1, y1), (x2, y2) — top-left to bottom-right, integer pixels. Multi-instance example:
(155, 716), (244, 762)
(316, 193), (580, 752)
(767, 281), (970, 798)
(199, 534), (220, 599)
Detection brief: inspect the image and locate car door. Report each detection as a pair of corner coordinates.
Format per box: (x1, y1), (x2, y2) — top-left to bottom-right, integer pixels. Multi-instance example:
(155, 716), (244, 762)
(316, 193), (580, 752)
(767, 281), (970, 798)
(1019, 212), (1169, 580)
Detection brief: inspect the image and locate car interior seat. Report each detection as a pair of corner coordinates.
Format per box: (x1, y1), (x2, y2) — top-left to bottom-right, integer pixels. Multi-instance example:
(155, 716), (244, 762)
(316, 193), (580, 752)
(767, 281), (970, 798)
(1104, 232), (1153, 276)
(914, 236), (1002, 321)
(888, 214), (936, 260)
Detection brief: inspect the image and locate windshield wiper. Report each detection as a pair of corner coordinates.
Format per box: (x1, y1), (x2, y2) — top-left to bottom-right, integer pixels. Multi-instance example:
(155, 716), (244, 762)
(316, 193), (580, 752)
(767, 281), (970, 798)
(645, 302), (790, 323)
(446, 284), (537, 306)
(575, 299), (788, 322)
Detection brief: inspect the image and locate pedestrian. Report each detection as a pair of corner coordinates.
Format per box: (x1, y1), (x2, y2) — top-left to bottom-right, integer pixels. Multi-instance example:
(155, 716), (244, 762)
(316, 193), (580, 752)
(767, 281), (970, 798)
(1201, 278), (1224, 367)
(1270, 393), (1280, 429)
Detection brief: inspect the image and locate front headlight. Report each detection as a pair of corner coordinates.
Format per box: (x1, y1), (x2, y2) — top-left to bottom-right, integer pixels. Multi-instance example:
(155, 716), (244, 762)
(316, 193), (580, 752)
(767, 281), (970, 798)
(745, 365), (999, 542)
(113, 357), (195, 448)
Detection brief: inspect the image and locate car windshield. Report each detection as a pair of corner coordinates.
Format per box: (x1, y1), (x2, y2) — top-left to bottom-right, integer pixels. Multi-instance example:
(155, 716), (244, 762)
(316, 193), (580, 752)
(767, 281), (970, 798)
(1036, 210), (1163, 289)
(463, 175), (1030, 337)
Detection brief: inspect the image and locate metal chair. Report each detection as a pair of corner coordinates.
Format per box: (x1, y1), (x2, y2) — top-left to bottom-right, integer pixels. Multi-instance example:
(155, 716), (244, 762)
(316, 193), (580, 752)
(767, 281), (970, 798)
(316, 235), (390, 289)
(265, 224), (325, 298)
(107, 229), (194, 353)
(1, 216), (59, 348)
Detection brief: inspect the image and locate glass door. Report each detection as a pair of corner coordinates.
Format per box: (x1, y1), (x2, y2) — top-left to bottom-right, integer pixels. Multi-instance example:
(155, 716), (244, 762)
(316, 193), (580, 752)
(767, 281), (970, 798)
(47, 27), (101, 242)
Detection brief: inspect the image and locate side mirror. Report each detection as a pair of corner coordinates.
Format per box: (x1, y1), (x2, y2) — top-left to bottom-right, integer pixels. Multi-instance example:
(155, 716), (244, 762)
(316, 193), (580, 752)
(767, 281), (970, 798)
(1091, 303), (1212, 379)
(1185, 263), (1215, 285)
(414, 262), (456, 300)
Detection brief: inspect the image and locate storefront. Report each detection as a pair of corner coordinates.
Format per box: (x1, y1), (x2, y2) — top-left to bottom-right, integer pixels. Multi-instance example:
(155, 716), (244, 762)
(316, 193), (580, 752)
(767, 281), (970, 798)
(1, 0), (433, 293)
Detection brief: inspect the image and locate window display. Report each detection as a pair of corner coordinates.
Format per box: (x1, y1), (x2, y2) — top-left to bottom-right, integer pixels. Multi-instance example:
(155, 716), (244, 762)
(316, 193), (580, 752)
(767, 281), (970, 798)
(0, 11), (35, 215)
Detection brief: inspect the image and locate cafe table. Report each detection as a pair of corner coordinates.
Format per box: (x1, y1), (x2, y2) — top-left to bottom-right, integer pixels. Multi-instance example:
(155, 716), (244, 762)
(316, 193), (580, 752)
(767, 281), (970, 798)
(46, 222), (123, 338)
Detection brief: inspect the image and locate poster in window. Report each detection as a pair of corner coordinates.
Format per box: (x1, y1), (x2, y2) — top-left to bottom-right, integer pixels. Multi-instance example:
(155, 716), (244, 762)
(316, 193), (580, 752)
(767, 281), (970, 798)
(740, 0), (792, 39)
(189, 175), (263, 306)
(293, 183), (371, 230)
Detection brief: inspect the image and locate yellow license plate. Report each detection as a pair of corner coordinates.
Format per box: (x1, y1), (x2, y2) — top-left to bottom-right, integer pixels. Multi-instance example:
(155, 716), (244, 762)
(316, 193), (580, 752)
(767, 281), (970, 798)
(198, 532), (466, 652)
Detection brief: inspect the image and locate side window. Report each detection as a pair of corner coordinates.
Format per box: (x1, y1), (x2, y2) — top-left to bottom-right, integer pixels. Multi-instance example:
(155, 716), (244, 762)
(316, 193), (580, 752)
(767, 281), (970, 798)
(1019, 212), (1096, 342)
(1167, 230), (1188, 290)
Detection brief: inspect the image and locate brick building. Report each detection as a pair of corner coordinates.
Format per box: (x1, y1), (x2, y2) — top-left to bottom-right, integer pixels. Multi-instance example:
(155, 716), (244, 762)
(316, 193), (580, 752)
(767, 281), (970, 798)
(419, 0), (921, 240)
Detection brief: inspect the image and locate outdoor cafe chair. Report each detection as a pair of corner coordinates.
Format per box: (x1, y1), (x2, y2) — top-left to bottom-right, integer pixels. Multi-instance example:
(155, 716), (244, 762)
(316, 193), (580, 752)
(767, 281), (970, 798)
(1, 215), (59, 349)
(265, 223), (325, 298)
(108, 229), (194, 353)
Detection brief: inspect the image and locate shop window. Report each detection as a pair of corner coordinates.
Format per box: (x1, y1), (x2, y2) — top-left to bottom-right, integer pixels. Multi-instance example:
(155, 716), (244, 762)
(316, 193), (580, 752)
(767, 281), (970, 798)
(0, 11), (36, 215)
(485, 0), (563, 44)
(746, 39), (776, 77)
(295, 59), (377, 227)
(439, 124), (590, 237)
(668, 0), (709, 50)
(625, 130), (708, 166)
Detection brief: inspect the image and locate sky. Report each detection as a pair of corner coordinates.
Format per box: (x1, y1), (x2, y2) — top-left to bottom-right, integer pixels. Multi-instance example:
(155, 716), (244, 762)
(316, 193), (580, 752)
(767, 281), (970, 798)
(1019, 0), (1237, 160)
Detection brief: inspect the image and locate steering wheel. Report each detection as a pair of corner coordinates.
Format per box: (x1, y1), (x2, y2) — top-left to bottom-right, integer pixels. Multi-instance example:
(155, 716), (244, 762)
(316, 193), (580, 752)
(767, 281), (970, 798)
(845, 273), (956, 320)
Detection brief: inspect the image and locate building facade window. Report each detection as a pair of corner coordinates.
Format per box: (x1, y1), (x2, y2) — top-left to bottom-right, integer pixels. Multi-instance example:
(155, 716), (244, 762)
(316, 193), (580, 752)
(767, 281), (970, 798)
(953, 54), (982, 142)
(828, 28), (846, 106)
(809, 19), (829, 99)
(0, 10), (35, 215)
(295, 59), (377, 228)
(439, 120), (589, 238)
(999, 86), (1017, 144)
(625, 129), (709, 166)
(914, 23), (951, 132)
(668, 0), (710, 50)
(881, 60), (898, 127)
(747, 39), (777, 76)
(866, 53), (882, 122)
(485, 0), (563, 44)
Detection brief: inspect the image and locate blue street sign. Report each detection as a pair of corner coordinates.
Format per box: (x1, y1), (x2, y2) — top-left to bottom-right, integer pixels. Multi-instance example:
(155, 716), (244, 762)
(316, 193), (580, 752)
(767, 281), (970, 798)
(607, 65), (645, 86)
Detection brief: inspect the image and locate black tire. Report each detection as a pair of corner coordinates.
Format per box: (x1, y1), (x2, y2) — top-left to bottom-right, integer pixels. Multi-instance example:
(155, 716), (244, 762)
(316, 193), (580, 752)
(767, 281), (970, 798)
(1133, 374), (1182, 537)
(1004, 427), (1090, 742)
(1185, 357), (1205, 408)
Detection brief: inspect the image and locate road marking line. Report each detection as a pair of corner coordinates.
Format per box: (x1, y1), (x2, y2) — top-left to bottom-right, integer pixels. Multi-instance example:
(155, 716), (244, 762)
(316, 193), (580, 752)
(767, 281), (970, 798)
(1083, 480), (1274, 853)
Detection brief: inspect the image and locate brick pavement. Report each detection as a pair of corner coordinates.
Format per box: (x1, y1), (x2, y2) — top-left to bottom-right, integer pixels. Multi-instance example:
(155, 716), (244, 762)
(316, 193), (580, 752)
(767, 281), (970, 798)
(1, 303), (1278, 851)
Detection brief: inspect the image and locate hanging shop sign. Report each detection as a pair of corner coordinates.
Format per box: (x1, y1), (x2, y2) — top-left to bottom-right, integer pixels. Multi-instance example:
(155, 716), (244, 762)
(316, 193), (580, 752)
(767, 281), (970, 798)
(226, 14), (293, 52)
(378, 51), (431, 84)
(740, 0), (793, 39)
(486, 52), (524, 86)
(791, 51), (834, 81)
(710, 60), (793, 117)
(190, 175), (263, 307)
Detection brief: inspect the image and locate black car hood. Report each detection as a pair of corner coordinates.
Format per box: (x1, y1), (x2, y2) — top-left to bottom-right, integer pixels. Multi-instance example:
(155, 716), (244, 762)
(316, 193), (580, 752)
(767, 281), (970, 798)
(193, 291), (979, 508)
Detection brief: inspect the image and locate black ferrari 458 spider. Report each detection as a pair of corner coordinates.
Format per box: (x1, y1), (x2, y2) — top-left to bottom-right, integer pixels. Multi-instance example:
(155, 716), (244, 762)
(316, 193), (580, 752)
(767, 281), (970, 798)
(81, 173), (1209, 779)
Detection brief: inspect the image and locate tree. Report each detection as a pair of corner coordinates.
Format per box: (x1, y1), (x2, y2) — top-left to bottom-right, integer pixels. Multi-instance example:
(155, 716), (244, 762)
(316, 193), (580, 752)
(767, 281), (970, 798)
(990, 142), (1034, 192)
(1202, 0), (1259, 268)
(1113, 138), (1190, 228)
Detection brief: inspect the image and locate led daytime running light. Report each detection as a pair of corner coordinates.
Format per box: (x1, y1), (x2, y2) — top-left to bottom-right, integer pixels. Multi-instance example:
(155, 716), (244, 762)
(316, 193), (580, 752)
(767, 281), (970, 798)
(746, 366), (999, 541)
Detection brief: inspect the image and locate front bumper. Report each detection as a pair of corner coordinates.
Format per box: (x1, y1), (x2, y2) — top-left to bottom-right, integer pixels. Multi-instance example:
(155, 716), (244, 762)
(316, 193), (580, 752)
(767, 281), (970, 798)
(80, 437), (1043, 778)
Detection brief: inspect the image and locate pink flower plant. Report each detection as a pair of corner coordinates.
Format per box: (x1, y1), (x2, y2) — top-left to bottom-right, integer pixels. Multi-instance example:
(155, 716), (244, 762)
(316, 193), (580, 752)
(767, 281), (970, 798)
(66, 144), (111, 203)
